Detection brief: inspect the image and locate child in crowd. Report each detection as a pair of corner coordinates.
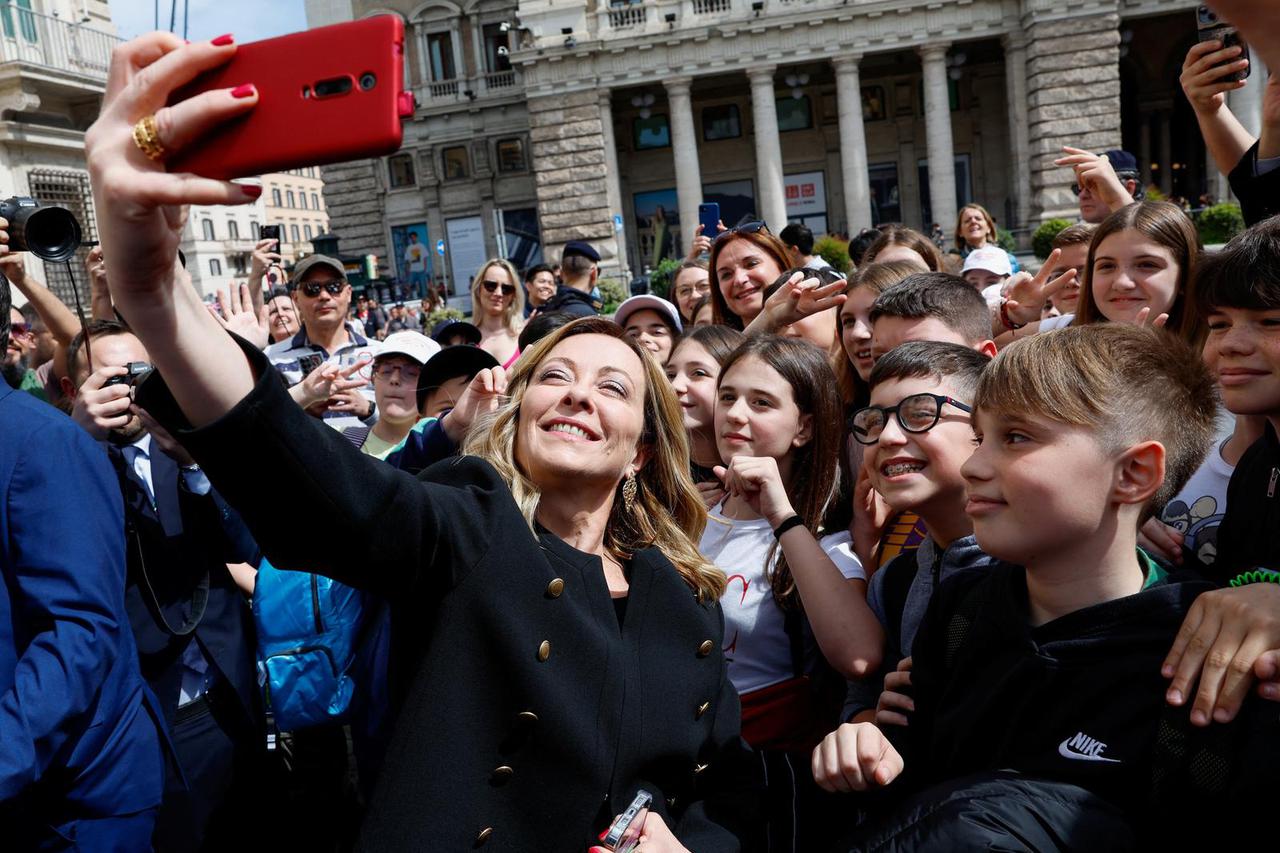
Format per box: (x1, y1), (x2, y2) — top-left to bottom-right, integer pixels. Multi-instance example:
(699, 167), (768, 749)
(664, 323), (744, 508)
(861, 225), (943, 272)
(341, 332), (440, 459)
(837, 342), (996, 726)
(814, 325), (1280, 847)
(701, 335), (882, 851)
(998, 201), (1203, 347)
(614, 294), (683, 366)
(835, 261), (921, 410)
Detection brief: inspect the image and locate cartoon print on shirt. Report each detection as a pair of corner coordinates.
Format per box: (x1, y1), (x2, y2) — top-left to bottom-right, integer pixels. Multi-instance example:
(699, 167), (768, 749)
(1160, 494), (1223, 565)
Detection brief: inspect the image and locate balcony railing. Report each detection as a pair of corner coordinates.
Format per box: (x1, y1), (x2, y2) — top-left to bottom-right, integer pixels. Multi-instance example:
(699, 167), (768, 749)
(594, 0), (842, 36)
(416, 69), (523, 107)
(0, 9), (121, 80)
(483, 69), (516, 92)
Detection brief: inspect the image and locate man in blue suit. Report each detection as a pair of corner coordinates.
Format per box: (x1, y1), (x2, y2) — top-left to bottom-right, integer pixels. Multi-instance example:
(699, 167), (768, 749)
(0, 276), (164, 849)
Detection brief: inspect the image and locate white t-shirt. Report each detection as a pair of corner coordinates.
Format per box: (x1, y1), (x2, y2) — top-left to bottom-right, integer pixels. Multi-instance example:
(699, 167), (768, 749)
(700, 509), (865, 695)
(1159, 435), (1234, 567)
(1039, 312), (1075, 331)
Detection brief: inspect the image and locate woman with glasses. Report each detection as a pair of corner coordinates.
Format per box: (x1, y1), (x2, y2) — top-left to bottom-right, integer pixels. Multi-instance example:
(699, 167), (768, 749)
(469, 258), (525, 369)
(671, 259), (711, 324)
(701, 335), (882, 851)
(708, 223), (793, 330)
(341, 331), (440, 460)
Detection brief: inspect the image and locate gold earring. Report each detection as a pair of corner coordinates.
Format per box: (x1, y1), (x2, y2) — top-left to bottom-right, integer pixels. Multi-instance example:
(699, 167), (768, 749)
(622, 472), (637, 512)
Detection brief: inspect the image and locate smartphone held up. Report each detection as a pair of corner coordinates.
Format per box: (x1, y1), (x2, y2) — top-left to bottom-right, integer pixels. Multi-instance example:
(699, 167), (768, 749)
(167, 16), (415, 180)
(1196, 4), (1251, 82)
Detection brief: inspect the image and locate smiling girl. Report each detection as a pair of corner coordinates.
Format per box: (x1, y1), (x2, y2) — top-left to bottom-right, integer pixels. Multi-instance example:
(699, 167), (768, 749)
(700, 336), (882, 851)
(665, 324), (744, 508)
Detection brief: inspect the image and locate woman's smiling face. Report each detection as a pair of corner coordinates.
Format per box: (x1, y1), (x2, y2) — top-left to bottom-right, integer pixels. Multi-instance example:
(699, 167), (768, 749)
(715, 237), (784, 323)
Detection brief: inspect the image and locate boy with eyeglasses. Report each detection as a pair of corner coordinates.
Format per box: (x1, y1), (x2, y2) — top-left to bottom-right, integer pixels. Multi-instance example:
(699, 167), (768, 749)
(341, 331), (439, 460)
(816, 326), (1280, 848)
(266, 254), (382, 432)
(831, 341), (997, 727)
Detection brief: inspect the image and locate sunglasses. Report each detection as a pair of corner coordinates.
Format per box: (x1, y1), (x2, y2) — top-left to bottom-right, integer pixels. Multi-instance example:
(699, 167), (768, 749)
(850, 393), (972, 445)
(713, 220), (771, 245)
(297, 279), (347, 298)
(10, 322), (32, 337)
(482, 280), (516, 296)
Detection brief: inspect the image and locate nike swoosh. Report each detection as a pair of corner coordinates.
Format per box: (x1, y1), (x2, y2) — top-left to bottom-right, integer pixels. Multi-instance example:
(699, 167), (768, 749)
(1058, 739), (1121, 763)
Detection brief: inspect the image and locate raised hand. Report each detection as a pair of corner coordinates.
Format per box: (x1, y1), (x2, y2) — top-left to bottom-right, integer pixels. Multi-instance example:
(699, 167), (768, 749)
(444, 366), (508, 442)
(290, 356), (370, 411)
(851, 460), (892, 569)
(1002, 248), (1078, 327)
(71, 365), (133, 440)
(249, 237), (282, 286)
(1133, 306), (1170, 328)
(811, 721), (905, 793)
(211, 281), (270, 350)
(748, 271), (847, 336)
(1055, 146), (1134, 214)
(714, 456), (796, 527)
(1181, 39), (1250, 115)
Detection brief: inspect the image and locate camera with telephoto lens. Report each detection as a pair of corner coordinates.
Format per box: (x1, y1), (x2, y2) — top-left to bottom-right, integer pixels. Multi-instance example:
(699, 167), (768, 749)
(104, 362), (153, 388)
(0, 196), (83, 262)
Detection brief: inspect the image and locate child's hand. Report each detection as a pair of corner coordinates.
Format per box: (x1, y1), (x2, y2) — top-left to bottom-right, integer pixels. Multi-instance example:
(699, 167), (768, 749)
(811, 722), (905, 793)
(695, 480), (726, 511)
(714, 456), (795, 528)
(1138, 518), (1185, 566)
(852, 461), (892, 570)
(875, 656), (914, 728)
(1163, 584), (1280, 725)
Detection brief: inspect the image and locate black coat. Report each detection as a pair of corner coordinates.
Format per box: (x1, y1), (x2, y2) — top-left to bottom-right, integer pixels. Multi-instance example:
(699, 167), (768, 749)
(1228, 140), (1280, 227)
(138, 337), (761, 852)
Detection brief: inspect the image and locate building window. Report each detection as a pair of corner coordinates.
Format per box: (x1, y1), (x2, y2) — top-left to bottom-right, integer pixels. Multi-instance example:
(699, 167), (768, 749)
(777, 96), (812, 131)
(496, 138), (527, 173)
(201, 219), (216, 240)
(271, 188), (282, 206)
(299, 192), (308, 209)
(442, 146), (470, 179)
(1, 0), (36, 42)
(227, 220), (239, 240)
(388, 153), (416, 188)
(482, 22), (512, 74)
(209, 258), (222, 276)
(232, 254), (247, 276)
(701, 104), (740, 141)
(862, 86), (887, 122)
(633, 114), (670, 150)
(26, 169), (97, 306)
(250, 221), (260, 240)
(426, 31), (456, 81)
(311, 193), (320, 210)
(304, 225), (313, 241)
(291, 224), (301, 243)
(286, 190), (295, 208)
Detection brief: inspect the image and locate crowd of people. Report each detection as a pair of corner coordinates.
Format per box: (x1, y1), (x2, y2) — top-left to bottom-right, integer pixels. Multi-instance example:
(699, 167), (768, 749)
(4, 3), (1280, 850)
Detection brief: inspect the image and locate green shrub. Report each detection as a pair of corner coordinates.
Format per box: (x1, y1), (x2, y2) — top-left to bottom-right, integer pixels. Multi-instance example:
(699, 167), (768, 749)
(1196, 202), (1245, 246)
(1144, 185), (1166, 202)
(647, 257), (682, 300)
(597, 277), (629, 315)
(1032, 218), (1073, 260)
(426, 306), (464, 327)
(813, 235), (852, 274)
(995, 227), (1017, 254)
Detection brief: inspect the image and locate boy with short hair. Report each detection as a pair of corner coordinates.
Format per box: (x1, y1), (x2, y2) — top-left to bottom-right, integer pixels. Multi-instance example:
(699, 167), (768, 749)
(1046, 222), (1094, 319)
(869, 274), (997, 362)
(815, 325), (1279, 845)
(839, 341), (997, 724)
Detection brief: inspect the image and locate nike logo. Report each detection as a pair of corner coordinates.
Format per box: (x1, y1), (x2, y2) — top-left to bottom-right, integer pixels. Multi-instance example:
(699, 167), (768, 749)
(1058, 731), (1121, 763)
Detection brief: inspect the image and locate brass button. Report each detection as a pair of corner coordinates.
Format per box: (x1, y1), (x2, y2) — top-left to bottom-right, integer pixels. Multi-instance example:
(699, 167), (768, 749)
(491, 765), (514, 785)
(475, 827), (493, 847)
(517, 710), (538, 724)
(545, 577), (565, 598)
(696, 701), (710, 719)
(698, 639), (714, 657)
(537, 640), (551, 662)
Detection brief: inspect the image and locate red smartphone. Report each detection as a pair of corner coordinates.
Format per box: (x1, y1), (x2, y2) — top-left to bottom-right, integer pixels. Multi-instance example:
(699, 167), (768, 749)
(167, 16), (412, 180)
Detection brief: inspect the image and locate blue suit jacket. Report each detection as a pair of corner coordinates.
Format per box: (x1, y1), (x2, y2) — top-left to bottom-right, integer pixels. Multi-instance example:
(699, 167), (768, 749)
(0, 383), (163, 823)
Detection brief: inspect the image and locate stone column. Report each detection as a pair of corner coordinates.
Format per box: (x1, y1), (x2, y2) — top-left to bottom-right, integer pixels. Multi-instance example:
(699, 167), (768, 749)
(747, 65), (787, 230)
(1024, 1), (1123, 222)
(526, 90), (621, 277)
(664, 76), (703, 253)
(1139, 113), (1152, 186)
(1158, 110), (1173, 195)
(1001, 33), (1032, 232)
(833, 56), (872, 234)
(919, 43), (958, 234)
(599, 91), (631, 280)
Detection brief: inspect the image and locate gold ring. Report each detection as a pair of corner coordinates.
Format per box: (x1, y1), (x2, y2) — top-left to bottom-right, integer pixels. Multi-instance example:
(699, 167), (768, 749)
(131, 114), (166, 161)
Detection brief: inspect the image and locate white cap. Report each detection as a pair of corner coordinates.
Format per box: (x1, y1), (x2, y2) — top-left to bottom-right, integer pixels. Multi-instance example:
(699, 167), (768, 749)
(614, 294), (684, 334)
(377, 331), (441, 366)
(961, 246), (1012, 277)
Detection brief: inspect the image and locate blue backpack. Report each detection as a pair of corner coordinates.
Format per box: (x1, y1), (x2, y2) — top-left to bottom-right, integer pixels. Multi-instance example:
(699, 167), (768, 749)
(252, 558), (388, 732)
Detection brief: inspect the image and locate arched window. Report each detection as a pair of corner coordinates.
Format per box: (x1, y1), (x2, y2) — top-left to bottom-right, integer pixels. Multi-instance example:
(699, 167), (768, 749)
(228, 220), (240, 240)
(271, 188), (282, 206)
(209, 258), (222, 276)
(201, 219), (215, 240)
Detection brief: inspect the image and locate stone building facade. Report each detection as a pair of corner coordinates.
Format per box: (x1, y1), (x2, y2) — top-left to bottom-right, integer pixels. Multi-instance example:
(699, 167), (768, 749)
(308, 0), (1265, 286)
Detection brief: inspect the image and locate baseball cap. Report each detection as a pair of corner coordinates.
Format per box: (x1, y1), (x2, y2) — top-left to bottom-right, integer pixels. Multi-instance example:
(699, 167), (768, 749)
(613, 295), (684, 334)
(377, 331), (441, 367)
(961, 246), (1012, 277)
(416, 345), (500, 411)
(1104, 149), (1139, 174)
(290, 254), (346, 285)
(430, 319), (482, 346)
(562, 241), (601, 263)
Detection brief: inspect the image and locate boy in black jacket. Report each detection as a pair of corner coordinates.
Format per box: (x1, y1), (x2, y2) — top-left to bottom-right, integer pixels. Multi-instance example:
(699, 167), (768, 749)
(815, 325), (1280, 848)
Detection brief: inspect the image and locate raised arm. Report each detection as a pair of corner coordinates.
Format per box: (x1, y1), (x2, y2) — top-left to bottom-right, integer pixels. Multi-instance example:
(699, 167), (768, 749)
(0, 247), (81, 346)
(1180, 40), (1256, 176)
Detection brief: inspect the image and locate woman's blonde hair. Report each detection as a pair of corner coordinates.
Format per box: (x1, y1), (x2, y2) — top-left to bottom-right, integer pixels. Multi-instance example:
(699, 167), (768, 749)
(462, 317), (726, 601)
(953, 203), (998, 252)
(469, 258), (525, 334)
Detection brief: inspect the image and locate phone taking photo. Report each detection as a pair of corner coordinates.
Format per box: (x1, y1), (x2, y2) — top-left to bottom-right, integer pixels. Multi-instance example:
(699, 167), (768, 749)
(1196, 4), (1251, 82)
(168, 16), (413, 180)
(602, 790), (653, 853)
(698, 202), (721, 238)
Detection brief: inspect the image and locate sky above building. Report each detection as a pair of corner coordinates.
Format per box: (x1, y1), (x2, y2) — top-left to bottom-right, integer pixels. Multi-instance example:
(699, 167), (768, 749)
(112, 0), (309, 44)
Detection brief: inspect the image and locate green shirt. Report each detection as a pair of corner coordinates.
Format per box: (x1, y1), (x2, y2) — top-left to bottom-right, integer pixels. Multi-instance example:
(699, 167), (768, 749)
(18, 368), (47, 403)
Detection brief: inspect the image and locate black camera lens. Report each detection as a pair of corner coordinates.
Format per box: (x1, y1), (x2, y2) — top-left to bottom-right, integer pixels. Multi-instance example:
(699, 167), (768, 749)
(359, 72), (377, 91)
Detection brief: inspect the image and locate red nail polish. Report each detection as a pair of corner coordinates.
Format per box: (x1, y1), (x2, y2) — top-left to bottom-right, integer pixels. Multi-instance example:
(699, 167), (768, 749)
(230, 83), (255, 99)
(241, 185), (263, 199)
(211, 33), (234, 46)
